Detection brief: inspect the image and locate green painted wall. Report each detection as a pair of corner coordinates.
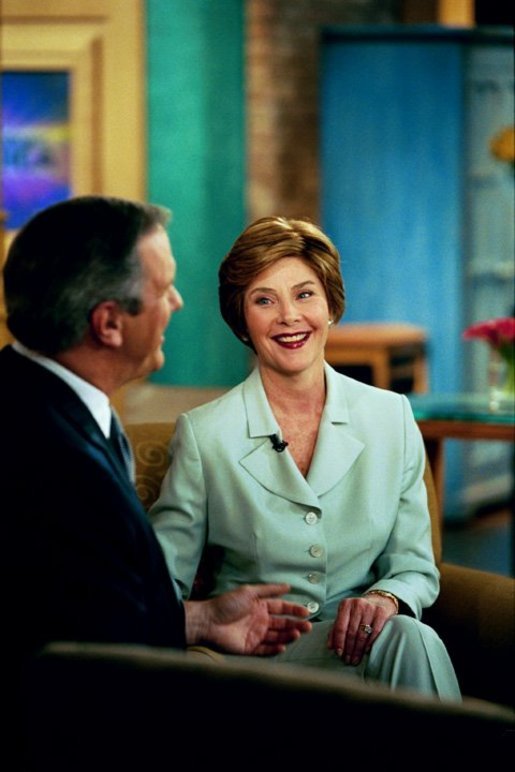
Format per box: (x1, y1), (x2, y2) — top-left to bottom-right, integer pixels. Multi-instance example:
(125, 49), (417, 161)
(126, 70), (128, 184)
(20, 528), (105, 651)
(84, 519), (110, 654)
(146, 0), (248, 386)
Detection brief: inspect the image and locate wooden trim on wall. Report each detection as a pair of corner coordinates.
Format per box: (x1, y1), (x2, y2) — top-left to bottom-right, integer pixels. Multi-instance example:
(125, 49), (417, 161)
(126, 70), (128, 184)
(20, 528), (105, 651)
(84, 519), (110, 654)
(1, 0), (145, 200)
(0, 0), (145, 349)
(438, 0), (475, 26)
(402, 0), (475, 25)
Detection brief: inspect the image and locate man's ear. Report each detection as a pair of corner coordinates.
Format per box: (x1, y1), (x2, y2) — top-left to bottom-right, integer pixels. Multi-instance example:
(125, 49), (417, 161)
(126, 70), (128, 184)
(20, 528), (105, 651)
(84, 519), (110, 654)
(89, 301), (124, 348)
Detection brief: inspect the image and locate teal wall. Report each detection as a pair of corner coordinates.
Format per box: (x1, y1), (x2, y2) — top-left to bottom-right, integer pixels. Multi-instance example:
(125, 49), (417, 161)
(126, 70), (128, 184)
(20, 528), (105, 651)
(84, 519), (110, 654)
(146, 0), (248, 386)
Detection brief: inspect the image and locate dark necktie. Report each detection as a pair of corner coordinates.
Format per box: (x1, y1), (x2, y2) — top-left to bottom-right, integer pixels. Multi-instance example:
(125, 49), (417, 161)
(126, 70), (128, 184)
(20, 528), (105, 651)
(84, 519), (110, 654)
(108, 411), (135, 482)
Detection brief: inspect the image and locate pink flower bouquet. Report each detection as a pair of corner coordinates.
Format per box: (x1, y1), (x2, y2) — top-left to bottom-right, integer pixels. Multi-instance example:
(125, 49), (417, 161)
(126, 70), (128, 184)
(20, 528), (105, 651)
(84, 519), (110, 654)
(463, 317), (515, 409)
(463, 317), (515, 355)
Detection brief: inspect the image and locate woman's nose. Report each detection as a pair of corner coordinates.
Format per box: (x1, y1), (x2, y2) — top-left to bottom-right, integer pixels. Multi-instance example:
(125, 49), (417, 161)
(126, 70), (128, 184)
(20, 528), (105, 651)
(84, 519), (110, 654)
(278, 299), (299, 325)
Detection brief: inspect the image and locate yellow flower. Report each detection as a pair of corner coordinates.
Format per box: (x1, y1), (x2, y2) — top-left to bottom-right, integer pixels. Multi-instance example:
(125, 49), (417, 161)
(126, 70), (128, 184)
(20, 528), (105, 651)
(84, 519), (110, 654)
(490, 126), (515, 163)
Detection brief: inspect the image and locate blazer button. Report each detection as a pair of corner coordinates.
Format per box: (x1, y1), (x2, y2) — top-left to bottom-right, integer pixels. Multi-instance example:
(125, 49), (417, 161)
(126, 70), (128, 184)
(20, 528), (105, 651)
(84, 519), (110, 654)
(306, 601), (320, 614)
(309, 544), (324, 558)
(305, 511), (318, 525)
(307, 572), (321, 584)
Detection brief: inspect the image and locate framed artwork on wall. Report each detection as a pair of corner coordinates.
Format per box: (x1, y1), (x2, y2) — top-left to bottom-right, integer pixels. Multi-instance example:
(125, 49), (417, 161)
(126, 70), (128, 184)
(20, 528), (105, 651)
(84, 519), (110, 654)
(1, 71), (71, 230)
(0, 0), (144, 359)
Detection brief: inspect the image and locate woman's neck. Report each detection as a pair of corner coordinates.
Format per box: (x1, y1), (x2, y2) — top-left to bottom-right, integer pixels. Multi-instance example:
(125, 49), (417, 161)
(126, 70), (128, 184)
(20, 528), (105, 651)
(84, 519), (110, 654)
(259, 363), (326, 477)
(260, 364), (326, 417)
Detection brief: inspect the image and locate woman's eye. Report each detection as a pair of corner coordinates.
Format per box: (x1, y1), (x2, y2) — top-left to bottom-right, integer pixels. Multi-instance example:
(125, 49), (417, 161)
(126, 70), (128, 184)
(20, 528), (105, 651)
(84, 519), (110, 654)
(256, 296), (271, 305)
(298, 290), (313, 299)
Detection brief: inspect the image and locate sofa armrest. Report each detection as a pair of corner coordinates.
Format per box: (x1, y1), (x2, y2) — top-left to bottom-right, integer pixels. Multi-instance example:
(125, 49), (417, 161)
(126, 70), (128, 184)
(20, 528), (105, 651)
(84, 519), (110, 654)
(18, 641), (515, 769)
(424, 562), (515, 707)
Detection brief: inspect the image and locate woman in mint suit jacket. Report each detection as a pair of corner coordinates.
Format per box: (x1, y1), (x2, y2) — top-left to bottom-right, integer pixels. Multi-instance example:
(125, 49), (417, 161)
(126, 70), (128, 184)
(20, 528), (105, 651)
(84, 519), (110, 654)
(150, 216), (461, 701)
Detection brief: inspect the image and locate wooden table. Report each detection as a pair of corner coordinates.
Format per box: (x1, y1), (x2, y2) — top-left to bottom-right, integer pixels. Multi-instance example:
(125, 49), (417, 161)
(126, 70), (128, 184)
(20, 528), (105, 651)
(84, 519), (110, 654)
(408, 393), (515, 514)
(325, 322), (428, 393)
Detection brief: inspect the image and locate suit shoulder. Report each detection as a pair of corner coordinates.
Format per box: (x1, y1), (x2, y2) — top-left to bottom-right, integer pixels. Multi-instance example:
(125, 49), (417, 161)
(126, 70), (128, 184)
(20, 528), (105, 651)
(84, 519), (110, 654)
(333, 369), (406, 407)
(179, 381), (245, 430)
(328, 370), (414, 436)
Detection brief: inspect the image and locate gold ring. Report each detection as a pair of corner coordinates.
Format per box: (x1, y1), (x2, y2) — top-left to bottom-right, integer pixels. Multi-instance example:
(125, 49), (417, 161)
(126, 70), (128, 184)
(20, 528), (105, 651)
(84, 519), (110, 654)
(359, 623), (373, 636)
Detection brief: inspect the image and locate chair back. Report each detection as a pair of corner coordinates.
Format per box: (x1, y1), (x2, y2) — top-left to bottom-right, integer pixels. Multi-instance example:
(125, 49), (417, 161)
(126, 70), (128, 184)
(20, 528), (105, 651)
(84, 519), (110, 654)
(423, 457), (442, 564)
(125, 421), (176, 511)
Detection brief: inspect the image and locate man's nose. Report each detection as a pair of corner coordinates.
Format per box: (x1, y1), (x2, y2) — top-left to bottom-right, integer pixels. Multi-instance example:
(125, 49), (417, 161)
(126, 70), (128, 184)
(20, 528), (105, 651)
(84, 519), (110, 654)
(169, 287), (184, 311)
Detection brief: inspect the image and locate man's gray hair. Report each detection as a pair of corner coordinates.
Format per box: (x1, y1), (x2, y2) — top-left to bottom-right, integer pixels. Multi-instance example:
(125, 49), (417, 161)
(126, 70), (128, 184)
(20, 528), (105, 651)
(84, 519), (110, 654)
(4, 196), (171, 355)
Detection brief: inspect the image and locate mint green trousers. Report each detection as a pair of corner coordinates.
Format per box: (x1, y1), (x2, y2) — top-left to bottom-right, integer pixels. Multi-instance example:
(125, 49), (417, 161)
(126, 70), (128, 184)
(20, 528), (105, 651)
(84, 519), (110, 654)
(231, 615), (462, 702)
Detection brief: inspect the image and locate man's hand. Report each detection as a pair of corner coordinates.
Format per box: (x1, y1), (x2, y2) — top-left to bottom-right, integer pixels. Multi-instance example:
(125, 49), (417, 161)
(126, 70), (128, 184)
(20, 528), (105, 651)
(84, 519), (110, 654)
(184, 583), (312, 656)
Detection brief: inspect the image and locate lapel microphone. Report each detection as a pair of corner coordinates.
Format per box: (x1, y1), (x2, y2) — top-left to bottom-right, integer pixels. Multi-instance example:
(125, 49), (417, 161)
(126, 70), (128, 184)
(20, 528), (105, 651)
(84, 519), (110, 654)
(269, 434), (288, 453)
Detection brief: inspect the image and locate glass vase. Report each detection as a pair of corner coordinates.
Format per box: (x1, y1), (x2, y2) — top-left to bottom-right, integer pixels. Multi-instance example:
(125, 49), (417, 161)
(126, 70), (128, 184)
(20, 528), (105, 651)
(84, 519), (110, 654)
(488, 347), (515, 413)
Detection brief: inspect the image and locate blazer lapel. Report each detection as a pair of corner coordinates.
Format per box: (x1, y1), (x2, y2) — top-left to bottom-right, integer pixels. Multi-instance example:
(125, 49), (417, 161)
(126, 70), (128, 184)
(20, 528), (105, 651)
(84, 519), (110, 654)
(240, 369), (321, 508)
(307, 365), (364, 495)
(240, 440), (322, 509)
(239, 365), (364, 502)
(8, 347), (132, 486)
(58, 396), (132, 486)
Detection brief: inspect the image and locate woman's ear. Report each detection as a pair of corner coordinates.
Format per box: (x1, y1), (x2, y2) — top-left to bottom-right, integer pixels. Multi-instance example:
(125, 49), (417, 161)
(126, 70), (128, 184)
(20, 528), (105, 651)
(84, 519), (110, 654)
(89, 301), (124, 348)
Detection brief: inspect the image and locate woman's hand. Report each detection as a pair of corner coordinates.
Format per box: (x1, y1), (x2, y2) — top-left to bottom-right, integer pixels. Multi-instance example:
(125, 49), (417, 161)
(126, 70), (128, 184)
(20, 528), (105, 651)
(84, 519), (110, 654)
(185, 583), (312, 656)
(327, 594), (398, 666)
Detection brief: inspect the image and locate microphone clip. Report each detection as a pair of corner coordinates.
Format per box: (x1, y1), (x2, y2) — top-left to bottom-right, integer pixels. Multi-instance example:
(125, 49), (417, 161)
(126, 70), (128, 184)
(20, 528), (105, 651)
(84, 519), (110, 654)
(269, 433), (288, 453)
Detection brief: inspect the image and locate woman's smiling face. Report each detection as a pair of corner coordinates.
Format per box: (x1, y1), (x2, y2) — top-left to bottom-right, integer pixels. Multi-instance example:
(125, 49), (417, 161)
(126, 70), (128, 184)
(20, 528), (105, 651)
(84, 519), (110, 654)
(243, 257), (331, 378)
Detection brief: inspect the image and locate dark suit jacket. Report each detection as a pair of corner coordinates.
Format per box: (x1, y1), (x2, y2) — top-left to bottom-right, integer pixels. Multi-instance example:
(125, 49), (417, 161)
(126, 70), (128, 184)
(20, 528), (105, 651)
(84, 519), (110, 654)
(0, 345), (185, 677)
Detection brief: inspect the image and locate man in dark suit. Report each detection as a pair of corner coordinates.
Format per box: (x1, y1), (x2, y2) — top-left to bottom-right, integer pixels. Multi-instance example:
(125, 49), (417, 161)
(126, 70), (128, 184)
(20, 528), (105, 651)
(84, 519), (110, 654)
(0, 196), (311, 763)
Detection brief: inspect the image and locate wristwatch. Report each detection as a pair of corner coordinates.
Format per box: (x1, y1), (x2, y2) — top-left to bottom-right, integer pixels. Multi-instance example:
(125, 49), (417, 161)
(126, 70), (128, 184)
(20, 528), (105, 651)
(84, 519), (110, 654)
(365, 589), (399, 614)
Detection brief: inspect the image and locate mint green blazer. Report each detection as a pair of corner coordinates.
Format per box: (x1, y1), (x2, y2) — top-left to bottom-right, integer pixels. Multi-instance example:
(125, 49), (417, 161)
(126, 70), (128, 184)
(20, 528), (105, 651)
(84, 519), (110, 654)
(150, 365), (439, 620)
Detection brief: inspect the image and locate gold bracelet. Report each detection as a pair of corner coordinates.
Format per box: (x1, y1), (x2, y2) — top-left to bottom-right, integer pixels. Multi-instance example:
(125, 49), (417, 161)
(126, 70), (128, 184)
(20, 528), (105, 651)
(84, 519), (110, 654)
(365, 590), (399, 614)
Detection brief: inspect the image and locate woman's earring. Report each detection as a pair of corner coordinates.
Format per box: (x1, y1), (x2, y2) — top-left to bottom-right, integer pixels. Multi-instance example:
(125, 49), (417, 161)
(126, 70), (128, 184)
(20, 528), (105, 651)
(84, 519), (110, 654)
(241, 334), (249, 342)
(328, 319), (334, 327)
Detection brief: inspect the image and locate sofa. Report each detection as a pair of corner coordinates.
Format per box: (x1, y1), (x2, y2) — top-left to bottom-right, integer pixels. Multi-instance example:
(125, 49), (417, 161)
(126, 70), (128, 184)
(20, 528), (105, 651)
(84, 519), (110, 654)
(19, 639), (515, 770)
(17, 421), (514, 770)
(124, 421), (515, 709)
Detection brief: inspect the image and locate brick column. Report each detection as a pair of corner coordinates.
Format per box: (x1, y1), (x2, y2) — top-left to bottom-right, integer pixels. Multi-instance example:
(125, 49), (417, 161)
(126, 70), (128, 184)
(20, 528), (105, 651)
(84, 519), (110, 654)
(246, 0), (400, 222)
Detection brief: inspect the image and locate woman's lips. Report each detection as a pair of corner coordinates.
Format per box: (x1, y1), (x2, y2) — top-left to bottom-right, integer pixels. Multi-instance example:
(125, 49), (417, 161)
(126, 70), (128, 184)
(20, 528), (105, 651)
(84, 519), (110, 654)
(272, 332), (311, 349)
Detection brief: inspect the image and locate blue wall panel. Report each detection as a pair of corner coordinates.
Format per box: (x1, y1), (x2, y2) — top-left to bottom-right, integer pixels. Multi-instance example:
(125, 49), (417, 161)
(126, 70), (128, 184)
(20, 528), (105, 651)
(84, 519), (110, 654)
(320, 30), (469, 511)
(321, 26), (514, 519)
(321, 35), (464, 394)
